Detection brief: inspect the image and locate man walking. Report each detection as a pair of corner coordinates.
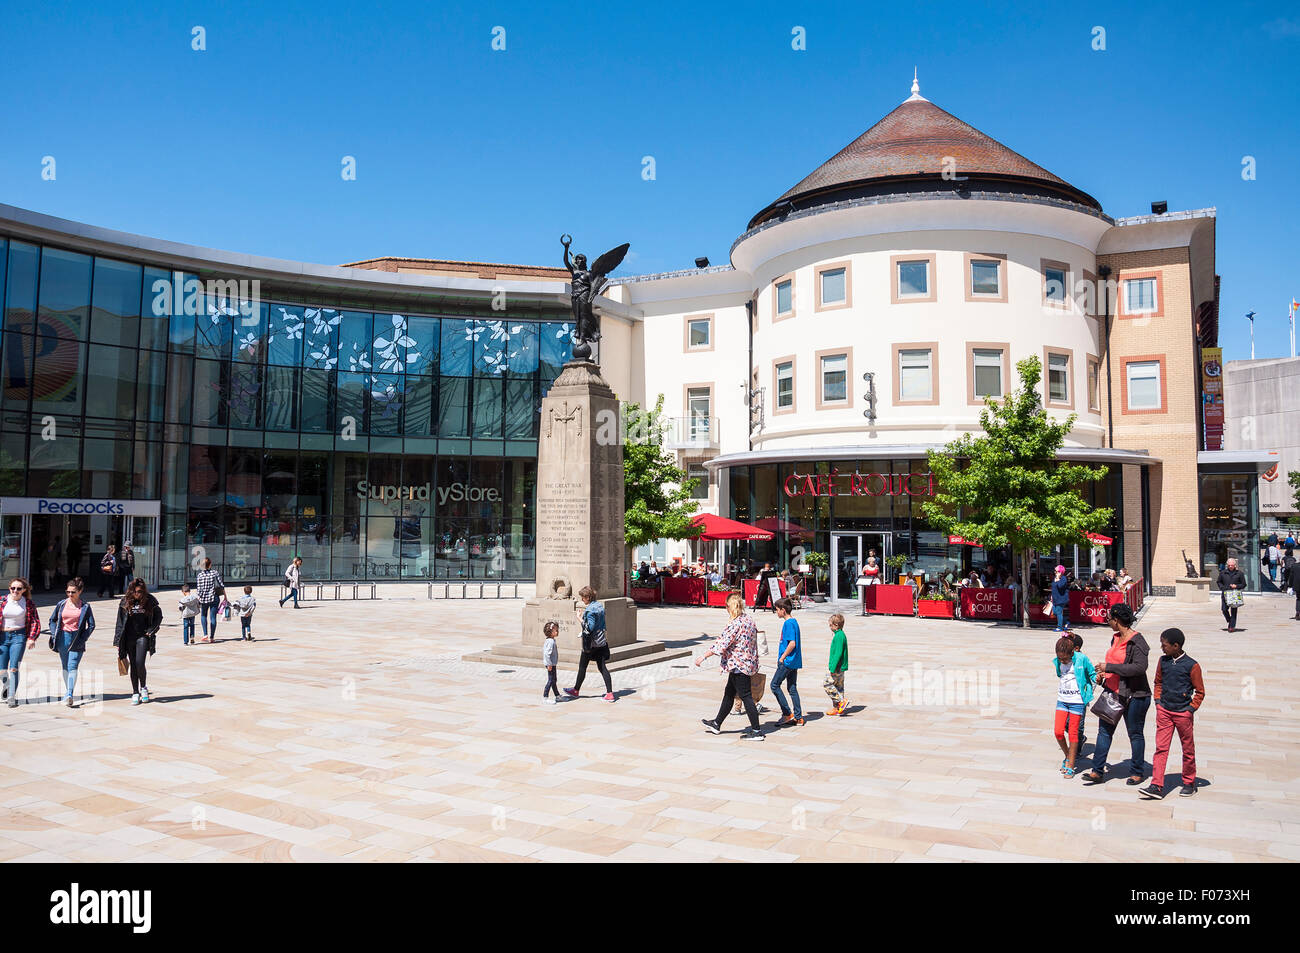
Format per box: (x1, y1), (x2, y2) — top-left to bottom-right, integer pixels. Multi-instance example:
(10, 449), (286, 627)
(1288, 557), (1300, 620)
(1216, 558), (1246, 633)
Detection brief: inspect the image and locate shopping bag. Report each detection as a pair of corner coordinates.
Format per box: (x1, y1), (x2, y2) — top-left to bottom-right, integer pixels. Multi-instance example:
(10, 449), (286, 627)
(1224, 589), (1244, 608)
(750, 672), (767, 703)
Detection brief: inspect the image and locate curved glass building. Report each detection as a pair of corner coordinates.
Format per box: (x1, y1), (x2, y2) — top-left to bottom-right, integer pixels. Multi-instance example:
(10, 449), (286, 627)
(0, 204), (577, 591)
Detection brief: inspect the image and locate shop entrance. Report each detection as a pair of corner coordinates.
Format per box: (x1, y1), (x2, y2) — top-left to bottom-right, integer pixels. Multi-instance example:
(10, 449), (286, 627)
(830, 532), (891, 601)
(0, 499), (160, 592)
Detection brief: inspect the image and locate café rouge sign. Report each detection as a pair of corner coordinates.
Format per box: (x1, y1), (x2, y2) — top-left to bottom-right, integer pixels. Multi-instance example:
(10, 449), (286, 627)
(782, 470), (936, 499)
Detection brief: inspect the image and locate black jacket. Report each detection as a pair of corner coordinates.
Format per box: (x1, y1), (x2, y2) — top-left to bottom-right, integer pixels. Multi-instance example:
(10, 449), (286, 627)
(114, 595), (162, 653)
(1217, 568), (1246, 597)
(1103, 631), (1151, 700)
(1288, 562), (1300, 592)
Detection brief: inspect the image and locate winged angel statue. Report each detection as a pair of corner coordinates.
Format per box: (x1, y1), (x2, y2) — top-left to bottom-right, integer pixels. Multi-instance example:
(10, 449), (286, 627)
(561, 234), (629, 362)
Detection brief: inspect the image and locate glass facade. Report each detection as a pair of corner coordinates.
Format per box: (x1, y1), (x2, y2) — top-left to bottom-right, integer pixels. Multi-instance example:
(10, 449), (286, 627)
(1199, 471), (1260, 590)
(0, 233), (572, 584)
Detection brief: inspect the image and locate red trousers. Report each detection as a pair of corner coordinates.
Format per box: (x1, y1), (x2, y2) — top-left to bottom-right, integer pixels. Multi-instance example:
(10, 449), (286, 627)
(1151, 706), (1196, 787)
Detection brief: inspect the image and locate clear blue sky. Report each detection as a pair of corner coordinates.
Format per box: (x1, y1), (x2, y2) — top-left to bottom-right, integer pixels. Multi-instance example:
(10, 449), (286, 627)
(2, 0), (1296, 360)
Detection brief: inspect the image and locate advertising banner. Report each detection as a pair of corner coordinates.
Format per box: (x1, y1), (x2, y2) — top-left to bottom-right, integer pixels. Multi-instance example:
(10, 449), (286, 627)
(1201, 347), (1224, 451)
(958, 587), (1015, 620)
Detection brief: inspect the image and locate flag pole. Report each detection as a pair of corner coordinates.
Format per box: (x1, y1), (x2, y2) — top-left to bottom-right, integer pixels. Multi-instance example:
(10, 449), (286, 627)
(1292, 300), (1297, 358)
(1247, 310), (1256, 359)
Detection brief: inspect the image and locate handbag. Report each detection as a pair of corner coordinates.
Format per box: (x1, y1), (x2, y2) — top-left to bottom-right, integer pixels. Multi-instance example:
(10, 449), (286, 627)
(117, 657), (129, 676)
(1224, 589), (1244, 608)
(1090, 686), (1126, 726)
(750, 671), (767, 703)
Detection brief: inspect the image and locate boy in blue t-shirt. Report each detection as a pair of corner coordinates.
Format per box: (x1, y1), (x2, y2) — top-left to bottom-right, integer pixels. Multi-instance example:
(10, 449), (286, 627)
(772, 597), (803, 726)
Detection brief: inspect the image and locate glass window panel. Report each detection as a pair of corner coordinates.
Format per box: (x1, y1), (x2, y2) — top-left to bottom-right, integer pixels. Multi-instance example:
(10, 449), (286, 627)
(301, 368), (332, 432)
(372, 313), (414, 374)
(297, 452), (328, 521)
(302, 307), (340, 369)
(268, 305), (305, 366)
(84, 343), (137, 419)
(1088, 361), (1100, 409)
(0, 240), (6, 316)
(406, 315), (439, 376)
(232, 301), (267, 364)
(898, 261), (928, 296)
(146, 267), (191, 353)
(688, 463), (709, 500)
(265, 365), (299, 431)
(165, 354), (193, 424)
(438, 377), (470, 436)
(474, 319), (511, 377)
(1048, 353), (1069, 402)
(1127, 361), (1161, 409)
(820, 268), (846, 305)
(821, 354), (847, 402)
(540, 321), (572, 377)
(37, 247), (92, 340)
(507, 322), (538, 377)
(369, 373), (402, 435)
(30, 335), (85, 417)
(404, 375), (433, 436)
(776, 280), (792, 314)
(192, 358), (227, 427)
(899, 349), (932, 400)
(336, 372), (368, 433)
(776, 362), (793, 408)
(973, 348), (1002, 397)
(504, 378), (534, 438)
(473, 377), (504, 437)
(688, 319), (710, 347)
(0, 431), (24, 494)
(1, 331), (32, 409)
(5, 241), (40, 334)
(132, 440), (160, 499)
(196, 294), (235, 357)
(1126, 278), (1156, 312)
(135, 348), (167, 422)
(27, 429), (80, 497)
(1045, 267), (1066, 301)
(971, 260), (1000, 295)
(338, 311), (373, 373)
(90, 257), (142, 347)
(441, 319), (473, 376)
(228, 362), (263, 428)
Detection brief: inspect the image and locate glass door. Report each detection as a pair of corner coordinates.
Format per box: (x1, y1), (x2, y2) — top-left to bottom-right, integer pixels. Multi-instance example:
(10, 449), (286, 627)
(831, 533), (862, 601)
(1, 515), (24, 580)
(126, 516), (158, 587)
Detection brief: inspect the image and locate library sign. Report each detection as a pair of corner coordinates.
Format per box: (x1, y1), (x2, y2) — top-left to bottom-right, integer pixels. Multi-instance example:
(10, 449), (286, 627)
(782, 469), (936, 499)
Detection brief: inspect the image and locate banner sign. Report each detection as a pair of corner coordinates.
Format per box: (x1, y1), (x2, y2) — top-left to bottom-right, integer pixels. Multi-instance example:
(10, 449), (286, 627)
(947, 535), (982, 547)
(959, 587), (1015, 619)
(783, 470), (935, 498)
(1069, 589), (1124, 624)
(1201, 347), (1224, 451)
(1085, 532), (1113, 545)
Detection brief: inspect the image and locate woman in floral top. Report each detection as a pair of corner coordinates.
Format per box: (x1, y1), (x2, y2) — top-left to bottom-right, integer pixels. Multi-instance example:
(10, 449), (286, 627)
(696, 592), (764, 740)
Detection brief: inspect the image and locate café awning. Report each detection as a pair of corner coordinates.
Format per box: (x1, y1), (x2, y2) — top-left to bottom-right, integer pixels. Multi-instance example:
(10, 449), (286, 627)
(690, 513), (775, 541)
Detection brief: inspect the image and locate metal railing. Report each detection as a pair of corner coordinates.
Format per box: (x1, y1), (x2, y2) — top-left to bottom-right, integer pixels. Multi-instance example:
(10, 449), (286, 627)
(662, 415), (720, 450)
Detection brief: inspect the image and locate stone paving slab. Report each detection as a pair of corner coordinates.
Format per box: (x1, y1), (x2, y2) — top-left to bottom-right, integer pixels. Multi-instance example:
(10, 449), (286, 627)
(0, 588), (1295, 862)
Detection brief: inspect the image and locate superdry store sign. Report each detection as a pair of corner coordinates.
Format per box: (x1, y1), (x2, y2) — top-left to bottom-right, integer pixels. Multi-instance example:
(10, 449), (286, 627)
(782, 470), (936, 498)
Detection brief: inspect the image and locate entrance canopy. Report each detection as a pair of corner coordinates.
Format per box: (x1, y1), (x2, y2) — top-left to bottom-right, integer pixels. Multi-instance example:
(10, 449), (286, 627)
(690, 513), (774, 541)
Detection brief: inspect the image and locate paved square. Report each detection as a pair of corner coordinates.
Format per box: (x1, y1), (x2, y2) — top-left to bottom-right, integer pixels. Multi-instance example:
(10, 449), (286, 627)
(1, 588), (1295, 862)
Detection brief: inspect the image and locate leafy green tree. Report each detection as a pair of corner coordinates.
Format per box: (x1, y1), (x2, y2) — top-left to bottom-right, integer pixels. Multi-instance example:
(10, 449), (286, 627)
(920, 356), (1114, 627)
(623, 396), (702, 576)
(1288, 470), (1300, 512)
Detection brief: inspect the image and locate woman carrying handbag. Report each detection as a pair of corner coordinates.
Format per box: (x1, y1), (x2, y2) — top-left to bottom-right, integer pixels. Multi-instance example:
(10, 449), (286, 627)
(113, 579), (163, 706)
(1081, 602), (1151, 786)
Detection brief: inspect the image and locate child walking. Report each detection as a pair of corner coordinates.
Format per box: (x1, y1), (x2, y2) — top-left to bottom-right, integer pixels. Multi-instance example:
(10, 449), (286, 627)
(178, 584), (200, 646)
(542, 621), (561, 705)
(823, 613), (849, 716)
(1140, 628), (1206, 799)
(1053, 635), (1097, 778)
(235, 586), (256, 641)
(772, 597), (803, 726)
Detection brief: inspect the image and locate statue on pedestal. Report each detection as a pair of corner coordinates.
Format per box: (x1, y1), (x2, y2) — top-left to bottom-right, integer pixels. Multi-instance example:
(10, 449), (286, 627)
(561, 235), (629, 362)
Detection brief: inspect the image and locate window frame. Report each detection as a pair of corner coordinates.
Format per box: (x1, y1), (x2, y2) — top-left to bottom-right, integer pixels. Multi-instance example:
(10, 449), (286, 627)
(771, 273), (796, 322)
(1120, 272), (1164, 319)
(892, 342), (938, 406)
(1122, 354), (1167, 414)
(965, 342), (1010, 405)
(1086, 353), (1101, 412)
(683, 382), (714, 443)
(890, 254), (937, 304)
(773, 356), (797, 415)
(963, 253), (1008, 303)
(814, 261), (852, 312)
(1041, 258), (1071, 310)
(1043, 347), (1075, 410)
(814, 348), (853, 410)
(683, 312), (714, 353)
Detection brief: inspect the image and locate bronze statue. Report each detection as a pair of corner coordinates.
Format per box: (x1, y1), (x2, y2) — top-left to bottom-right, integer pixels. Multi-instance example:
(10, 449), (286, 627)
(561, 235), (629, 362)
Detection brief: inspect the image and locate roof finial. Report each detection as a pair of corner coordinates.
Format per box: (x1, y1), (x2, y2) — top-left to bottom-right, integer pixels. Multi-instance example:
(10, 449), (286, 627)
(906, 67), (926, 102)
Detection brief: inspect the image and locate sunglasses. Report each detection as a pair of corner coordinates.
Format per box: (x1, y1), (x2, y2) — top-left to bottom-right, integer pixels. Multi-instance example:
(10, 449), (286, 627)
(8, 585), (24, 592)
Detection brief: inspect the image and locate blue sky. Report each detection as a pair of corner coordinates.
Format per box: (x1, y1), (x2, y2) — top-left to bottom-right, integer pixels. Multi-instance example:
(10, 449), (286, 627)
(2, 0), (1297, 360)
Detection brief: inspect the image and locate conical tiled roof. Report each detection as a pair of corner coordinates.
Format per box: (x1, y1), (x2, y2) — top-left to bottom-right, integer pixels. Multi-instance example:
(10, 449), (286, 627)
(749, 92), (1100, 228)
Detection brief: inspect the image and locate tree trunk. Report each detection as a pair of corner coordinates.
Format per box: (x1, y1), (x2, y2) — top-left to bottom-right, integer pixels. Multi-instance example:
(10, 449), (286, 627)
(1020, 547), (1031, 629)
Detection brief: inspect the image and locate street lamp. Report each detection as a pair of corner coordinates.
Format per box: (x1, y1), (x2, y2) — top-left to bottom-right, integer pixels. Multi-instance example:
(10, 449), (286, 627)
(1246, 311), (1256, 360)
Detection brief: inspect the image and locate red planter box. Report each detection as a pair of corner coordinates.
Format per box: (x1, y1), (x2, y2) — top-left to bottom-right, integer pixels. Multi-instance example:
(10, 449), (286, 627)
(917, 599), (956, 619)
(1070, 589), (1125, 625)
(863, 584), (915, 616)
(742, 577), (789, 607)
(959, 587), (1016, 620)
(630, 586), (660, 604)
(706, 589), (738, 607)
(1028, 602), (1057, 624)
(662, 576), (707, 606)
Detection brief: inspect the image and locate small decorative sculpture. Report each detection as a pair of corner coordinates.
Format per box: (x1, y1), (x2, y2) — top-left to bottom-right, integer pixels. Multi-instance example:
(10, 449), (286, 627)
(561, 234), (629, 362)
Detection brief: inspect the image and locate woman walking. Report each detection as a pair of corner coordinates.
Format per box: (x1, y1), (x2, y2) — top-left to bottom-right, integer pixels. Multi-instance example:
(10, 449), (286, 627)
(114, 579), (162, 705)
(195, 558), (224, 642)
(696, 591), (764, 741)
(97, 544), (117, 599)
(280, 556), (303, 608)
(1081, 602), (1152, 786)
(47, 577), (95, 707)
(1050, 564), (1071, 632)
(0, 577), (41, 708)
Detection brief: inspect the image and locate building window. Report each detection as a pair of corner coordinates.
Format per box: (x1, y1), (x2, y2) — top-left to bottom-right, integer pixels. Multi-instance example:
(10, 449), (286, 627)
(1125, 277), (1158, 314)
(898, 261), (929, 297)
(686, 386), (712, 442)
(818, 352), (849, 406)
(1046, 350), (1071, 406)
(896, 345), (936, 404)
(1042, 259), (1070, 307)
(687, 463), (709, 500)
(774, 359), (795, 413)
(773, 276), (794, 320)
(1087, 356), (1101, 411)
(684, 313), (712, 351)
(815, 262), (850, 311)
(965, 254), (1006, 302)
(1126, 359), (1163, 411)
(972, 348), (1003, 398)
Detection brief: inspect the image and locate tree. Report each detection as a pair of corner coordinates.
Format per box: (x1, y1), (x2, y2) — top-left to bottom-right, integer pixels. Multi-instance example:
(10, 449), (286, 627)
(623, 396), (702, 578)
(1288, 470), (1300, 512)
(920, 356), (1114, 627)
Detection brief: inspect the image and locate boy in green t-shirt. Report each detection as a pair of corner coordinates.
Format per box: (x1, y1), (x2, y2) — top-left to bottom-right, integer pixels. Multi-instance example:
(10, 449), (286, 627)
(824, 613), (849, 716)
